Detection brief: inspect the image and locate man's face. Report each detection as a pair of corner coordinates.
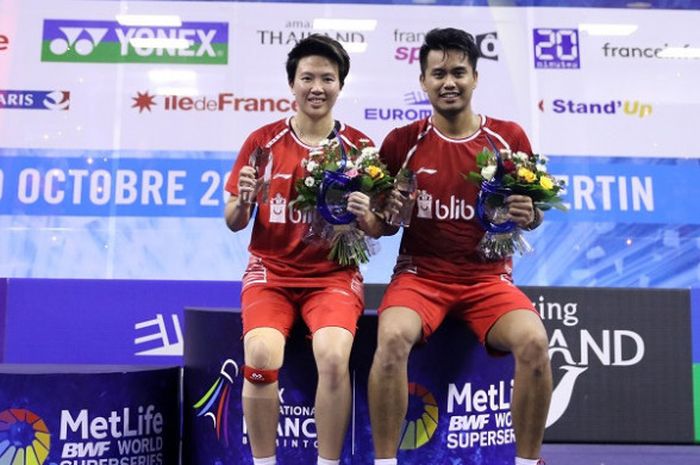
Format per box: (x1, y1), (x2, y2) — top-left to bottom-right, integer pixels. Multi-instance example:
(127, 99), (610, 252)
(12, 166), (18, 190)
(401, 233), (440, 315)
(420, 49), (478, 117)
(290, 55), (341, 120)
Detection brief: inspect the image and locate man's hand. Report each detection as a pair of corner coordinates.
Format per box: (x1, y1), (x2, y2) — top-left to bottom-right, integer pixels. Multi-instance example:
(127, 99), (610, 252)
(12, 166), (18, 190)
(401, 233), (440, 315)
(505, 195), (541, 229)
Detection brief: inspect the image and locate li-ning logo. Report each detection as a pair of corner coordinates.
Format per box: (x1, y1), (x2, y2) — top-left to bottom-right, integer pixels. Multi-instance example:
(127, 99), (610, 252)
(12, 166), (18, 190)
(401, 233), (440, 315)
(0, 408), (51, 464)
(0, 90), (70, 110)
(399, 383), (439, 450)
(194, 359), (239, 447)
(41, 19), (228, 64)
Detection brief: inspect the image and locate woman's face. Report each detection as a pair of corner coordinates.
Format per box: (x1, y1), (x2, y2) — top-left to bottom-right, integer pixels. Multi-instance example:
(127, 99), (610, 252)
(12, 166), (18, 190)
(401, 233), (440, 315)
(290, 55), (342, 120)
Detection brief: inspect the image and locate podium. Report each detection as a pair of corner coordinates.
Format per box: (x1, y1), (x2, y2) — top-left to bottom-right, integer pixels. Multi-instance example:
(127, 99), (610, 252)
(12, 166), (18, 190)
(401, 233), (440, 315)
(0, 364), (180, 465)
(184, 307), (515, 465)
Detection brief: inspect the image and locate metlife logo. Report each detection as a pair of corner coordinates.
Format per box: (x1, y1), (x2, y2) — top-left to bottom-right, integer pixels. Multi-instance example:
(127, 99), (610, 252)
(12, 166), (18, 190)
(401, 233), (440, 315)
(0, 90), (70, 110)
(41, 19), (228, 64)
(533, 28), (580, 69)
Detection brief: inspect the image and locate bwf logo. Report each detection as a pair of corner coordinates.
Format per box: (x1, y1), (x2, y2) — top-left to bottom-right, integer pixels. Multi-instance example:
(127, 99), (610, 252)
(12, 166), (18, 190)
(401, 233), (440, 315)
(41, 19), (229, 64)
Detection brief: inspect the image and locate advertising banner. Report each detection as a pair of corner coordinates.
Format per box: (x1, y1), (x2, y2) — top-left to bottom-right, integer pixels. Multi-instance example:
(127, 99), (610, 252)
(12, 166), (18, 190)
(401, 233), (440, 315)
(522, 286), (694, 443)
(1, 0), (700, 287)
(1, 278), (240, 365)
(184, 308), (515, 465)
(0, 364), (180, 465)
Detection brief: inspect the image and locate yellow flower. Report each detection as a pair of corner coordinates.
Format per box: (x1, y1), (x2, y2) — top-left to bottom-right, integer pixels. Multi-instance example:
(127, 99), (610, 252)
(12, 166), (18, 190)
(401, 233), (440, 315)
(518, 167), (537, 183)
(539, 176), (554, 190)
(366, 165), (384, 180)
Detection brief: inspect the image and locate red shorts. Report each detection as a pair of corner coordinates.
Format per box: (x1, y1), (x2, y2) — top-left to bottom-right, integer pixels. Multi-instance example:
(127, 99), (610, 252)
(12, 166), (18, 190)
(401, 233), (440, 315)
(241, 281), (364, 337)
(378, 273), (537, 346)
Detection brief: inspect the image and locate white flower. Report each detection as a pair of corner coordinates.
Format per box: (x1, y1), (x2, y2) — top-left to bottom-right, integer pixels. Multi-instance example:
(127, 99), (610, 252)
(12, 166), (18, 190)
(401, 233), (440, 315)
(306, 160), (318, 172)
(344, 159), (355, 169)
(301, 159), (308, 168)
(481, 165), (497, 180)
(513, 151), (529, 162)
(318, 138), (331, 147)
(361, 146), (379, 158)
(304, 176), (315, 187)
(536, 163), (547, 173)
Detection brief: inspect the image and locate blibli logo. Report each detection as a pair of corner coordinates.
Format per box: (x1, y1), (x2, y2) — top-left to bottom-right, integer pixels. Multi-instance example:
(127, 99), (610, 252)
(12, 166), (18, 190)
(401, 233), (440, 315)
(41, 19), (228, 64)
(416, 191), (474, 221)
(435, 196), (475, 221)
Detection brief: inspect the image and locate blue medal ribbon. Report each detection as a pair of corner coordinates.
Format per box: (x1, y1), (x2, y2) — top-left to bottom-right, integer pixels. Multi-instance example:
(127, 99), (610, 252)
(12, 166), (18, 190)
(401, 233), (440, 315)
(316, 130), (360, 225)
(476, 139), (517, 233)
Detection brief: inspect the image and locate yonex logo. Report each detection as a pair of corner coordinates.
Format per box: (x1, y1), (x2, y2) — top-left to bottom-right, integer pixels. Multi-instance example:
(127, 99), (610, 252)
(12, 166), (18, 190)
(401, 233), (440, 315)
(42, 19), (228, 64)
(49, 27), (108, 56)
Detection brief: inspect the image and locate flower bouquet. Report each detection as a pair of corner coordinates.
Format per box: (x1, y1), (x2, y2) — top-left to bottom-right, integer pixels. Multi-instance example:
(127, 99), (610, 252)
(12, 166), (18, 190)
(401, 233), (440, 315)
(466, 148), (566, 260)
(292, 138), (394, 266)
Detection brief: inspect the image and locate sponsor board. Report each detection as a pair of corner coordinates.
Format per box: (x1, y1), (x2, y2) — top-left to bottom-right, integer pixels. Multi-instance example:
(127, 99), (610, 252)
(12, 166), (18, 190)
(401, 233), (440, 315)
(1, 278), (240, 365)
(522, 286), (694, 442)
(0, 365), (180, 465)
(185, 307), (515, 464)
(41, 19), (228, 64)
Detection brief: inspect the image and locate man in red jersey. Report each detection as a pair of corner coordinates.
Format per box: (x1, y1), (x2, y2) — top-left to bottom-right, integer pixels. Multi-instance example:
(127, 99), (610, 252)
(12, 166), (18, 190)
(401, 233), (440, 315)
(368, 28), (551, 465)
(225, 35), (385, 465)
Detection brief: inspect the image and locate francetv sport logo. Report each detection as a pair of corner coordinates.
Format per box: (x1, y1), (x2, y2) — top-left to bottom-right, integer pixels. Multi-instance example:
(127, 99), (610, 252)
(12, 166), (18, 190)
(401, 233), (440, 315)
(0, 90), (70, 110)
(41, 19), (228, 64)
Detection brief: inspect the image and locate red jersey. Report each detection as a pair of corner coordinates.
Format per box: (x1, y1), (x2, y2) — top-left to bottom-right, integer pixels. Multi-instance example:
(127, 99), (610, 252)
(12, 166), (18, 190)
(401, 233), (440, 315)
(380, 115), (533, 283)
(226, 117), (372, 289)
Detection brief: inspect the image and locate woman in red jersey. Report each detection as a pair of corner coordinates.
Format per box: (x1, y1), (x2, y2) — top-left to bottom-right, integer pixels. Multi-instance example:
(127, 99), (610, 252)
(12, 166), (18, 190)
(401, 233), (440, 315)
(224, 35), (385, 465)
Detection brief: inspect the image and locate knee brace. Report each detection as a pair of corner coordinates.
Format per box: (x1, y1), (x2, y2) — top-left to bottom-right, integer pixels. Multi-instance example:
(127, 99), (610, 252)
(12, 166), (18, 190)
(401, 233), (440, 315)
(243, 365), (279, 384)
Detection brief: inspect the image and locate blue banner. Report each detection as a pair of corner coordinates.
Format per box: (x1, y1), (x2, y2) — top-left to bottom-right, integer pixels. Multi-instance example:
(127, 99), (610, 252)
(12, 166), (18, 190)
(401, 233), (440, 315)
(0, 365), (180, 465)
(2, 278), (240, 365)
(1, 152), (698, 224)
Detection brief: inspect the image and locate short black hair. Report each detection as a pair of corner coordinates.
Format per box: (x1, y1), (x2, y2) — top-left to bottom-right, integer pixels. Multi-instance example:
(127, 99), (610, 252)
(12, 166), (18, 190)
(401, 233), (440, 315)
(419, 28), (480, 75)
(286, 34), (350, 87)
